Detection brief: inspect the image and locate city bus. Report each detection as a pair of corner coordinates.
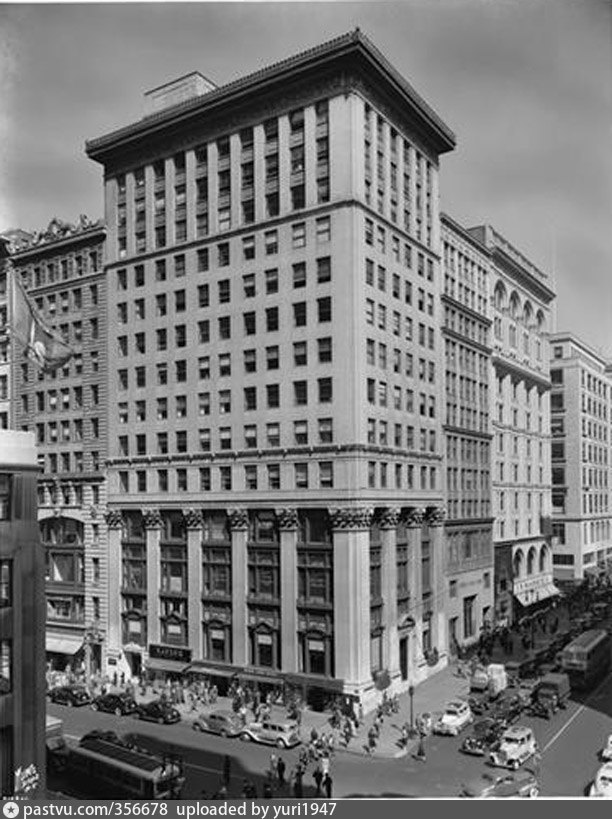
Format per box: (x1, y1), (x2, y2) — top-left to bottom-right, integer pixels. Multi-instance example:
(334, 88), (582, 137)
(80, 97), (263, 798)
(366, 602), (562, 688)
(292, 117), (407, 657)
(561, 629), (611, 691)
(61, 733), (185, 799)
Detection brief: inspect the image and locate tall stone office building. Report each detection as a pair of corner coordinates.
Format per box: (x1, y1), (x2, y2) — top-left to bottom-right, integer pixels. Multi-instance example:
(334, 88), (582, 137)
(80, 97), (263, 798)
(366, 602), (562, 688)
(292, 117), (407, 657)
(471, 225), (557, 626)
(440, 215), (494, 650)
(85, 30), (456, 706)
(8, 219), (108, 676)
(548, 332), (612, 584)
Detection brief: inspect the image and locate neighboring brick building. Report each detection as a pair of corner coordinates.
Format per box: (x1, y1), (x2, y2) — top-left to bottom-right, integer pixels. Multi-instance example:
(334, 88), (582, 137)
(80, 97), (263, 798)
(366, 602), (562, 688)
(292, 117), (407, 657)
(7, 218), (108, 676)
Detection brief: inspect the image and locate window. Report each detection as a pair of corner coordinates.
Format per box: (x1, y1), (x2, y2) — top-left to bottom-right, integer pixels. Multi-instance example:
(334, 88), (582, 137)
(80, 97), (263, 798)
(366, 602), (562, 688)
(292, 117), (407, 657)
(264, 230), (278, 256)
(0, 561), (10, 605)
(267, 423), (280, 447)
(295, 463), (309, 489)
(292, 222), (306, 248)
(294, 381), (307, 406)
(266, 306), (279, 332)
(244, 387), (257, 411)
(294, 420), (308, 445)
(267, 385), (280, 409)
(316, 216), (331, 243)
(243, 274), (256, 298)
(317, 257), (331, 283)
(175, 290), (186, 313)
(0, 640), (11, 694)
(293, 302), (307, 327)
(318, 418), (333, 443)
(317, 297), (332, 323)
(218, 316), (231, 340)
(293, 262), (307, 288)
(265, 269), (279, 294)
(244, 312), (256, 335)
(318, 378), (332, 403)
(293, 341), (307, 366)
(266, 346), (279, 370)
(220, 467), (232, 491)
(217, 242), (230, 266)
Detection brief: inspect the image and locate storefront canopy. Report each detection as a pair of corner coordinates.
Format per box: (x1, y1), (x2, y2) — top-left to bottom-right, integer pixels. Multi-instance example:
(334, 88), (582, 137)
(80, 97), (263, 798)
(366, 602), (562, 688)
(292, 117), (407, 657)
(185, 664), (236, 678)
(145, 657), (190, 674)
(515, 583), (561, 608)
(46, 635), (83, 655)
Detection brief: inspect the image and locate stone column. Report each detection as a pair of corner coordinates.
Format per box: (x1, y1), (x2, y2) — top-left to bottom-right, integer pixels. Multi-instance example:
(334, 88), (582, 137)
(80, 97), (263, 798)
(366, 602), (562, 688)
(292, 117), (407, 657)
(104, 509), (124, 657)
(405, 508), (426, 669)
(329, 506), (373, 695)
(427, 506), (447, 661)
(183, 508), (203, 661)
(379, 507), (401, 681)
(276, 507), (299, 673)
(143, 508), (162, 647)
(228, 507), (249, 666)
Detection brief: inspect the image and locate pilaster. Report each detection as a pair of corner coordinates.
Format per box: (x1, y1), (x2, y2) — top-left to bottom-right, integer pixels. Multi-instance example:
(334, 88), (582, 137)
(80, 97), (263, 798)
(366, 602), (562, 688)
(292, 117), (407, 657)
(405, 508), (425, 668)
(329, 506), (373, 693)
(143, 508), (162, 647)
(104, 509), (123, 657)
(183, 508), (203, 660)
(276, 507), (299, 673)
(426, 506), (446, 660)
(228, 506), (249, 666)
(378, 507), (401, 679)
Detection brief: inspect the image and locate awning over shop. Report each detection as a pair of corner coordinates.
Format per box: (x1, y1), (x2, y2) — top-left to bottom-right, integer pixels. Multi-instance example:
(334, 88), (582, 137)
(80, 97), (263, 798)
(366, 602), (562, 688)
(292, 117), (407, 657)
(515, 583), (561, 608)
(185, 664), (236, 678)
(145, 657), (189, 674)
(46, 635), (83, 655)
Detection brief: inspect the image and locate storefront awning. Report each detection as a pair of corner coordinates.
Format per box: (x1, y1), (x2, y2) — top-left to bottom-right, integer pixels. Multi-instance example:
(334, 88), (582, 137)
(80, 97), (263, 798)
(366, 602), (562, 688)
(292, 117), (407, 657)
(145, 657), (189, 674)
(185, 664), (236, 678)
(515, 583), (561, 607)
(46, 635), (83, 655)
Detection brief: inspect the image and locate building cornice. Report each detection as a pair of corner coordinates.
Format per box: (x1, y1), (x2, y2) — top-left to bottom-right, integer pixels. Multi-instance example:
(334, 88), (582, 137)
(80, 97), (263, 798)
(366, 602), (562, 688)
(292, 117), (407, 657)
(86, 29), (456, 163)
(491, 352), (551, 391)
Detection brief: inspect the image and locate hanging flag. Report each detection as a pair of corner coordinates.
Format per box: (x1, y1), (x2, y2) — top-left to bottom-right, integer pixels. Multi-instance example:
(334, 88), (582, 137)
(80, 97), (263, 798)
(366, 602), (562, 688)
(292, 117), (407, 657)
(9, 265), (75, 373)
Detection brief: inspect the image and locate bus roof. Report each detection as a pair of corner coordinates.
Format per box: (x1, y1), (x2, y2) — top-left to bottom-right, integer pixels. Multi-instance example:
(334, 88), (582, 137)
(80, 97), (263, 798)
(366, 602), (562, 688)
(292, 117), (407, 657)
(565, 629), (608, 650)
(77, 738), (167, 775)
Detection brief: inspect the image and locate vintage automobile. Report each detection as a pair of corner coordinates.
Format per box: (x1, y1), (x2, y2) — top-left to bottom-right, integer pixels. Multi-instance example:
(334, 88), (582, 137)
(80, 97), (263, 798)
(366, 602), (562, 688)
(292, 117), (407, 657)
(240, 720), (301, 749)
(48, 685), (92, 708)
(192, 710), (243, 738)
(509, 677), (541, 709)
(460, 771), (540, 799)
(135, 700), (181, 724)
(601, 735), (612, 762)
(589, 762), (612, 798)
(489, 726), (538, 770)
(433, 700), (474, 736)
(91, 692), (138, 716)
(491, 693), (523, 725)
(460, 717), (506, 757)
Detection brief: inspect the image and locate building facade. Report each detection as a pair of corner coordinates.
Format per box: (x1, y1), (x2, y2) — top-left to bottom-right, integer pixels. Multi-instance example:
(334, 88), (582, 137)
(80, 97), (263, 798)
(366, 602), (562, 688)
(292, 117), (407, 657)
(548, 332), (612, 584)
(8, 217), (108, 676)
(470, 225), (557, 625)
(0, 421), (46, 797)
(441, 215), (494, 650)
(85, 30), (456, 706)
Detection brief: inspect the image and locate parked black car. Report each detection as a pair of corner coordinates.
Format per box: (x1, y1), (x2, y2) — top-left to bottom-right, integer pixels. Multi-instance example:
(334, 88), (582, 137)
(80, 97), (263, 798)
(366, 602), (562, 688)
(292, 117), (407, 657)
(491, 693), (523, 725)
(48, 685), (92, 707)
(135, 700), (181, 725)
(460, 717), (506, 757)
(91, 692), (138, 716)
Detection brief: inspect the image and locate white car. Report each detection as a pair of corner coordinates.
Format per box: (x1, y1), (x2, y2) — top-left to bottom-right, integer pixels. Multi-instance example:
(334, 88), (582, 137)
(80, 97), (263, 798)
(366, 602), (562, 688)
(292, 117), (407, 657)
(489, 726), (538, 770)
(601, 735), (612, 762)
(433, 700), (474, 736)
(590, 762), (612, 798)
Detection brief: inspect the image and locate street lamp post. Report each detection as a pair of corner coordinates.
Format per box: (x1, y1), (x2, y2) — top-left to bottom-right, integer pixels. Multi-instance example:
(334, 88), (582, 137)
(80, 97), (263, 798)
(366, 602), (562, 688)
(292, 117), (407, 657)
(408, 684), (415, 736)
(84, 623), (103, 686)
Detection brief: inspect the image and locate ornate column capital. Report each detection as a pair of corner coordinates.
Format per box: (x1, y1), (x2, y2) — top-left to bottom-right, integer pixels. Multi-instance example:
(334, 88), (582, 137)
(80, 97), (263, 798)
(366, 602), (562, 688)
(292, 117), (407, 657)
(182, 508), (203, 530)
(275, 507), (299, 531)
(327, 506), (374, 531)
(404, 508), (426, 529)
(104, 509), (124, 530)
(426, 506), (446, 527)
(377, 507), (402, 530)
(227, 507), (249, 531)
(142, 508), (163, 530)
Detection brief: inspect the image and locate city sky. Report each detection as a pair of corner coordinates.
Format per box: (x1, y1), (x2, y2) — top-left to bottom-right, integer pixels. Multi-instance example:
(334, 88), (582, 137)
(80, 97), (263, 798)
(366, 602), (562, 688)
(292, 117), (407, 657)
(1, 0), (611, 355)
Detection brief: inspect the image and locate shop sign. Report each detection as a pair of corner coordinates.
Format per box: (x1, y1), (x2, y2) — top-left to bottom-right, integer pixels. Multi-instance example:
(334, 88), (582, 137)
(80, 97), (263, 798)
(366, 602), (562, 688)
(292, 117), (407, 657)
(149, 643), (192, 663)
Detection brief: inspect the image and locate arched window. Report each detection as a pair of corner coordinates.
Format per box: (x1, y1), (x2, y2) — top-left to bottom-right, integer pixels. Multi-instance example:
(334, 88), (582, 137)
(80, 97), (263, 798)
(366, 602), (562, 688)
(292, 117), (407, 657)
(527, 546), (537, 575)
(509, 292), (521, 320)
(539, 545), (547, 573)
(522, 301), (534, 328)
(493, 281), (506, 311)
(536, 309), (546, 333)
(513, 550), (523, 579)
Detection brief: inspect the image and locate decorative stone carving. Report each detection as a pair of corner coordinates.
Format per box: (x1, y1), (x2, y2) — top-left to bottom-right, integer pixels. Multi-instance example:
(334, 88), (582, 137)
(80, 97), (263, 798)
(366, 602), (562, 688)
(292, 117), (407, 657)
(227, 507), (249, 531)
(377, 507), (402, 530)
(327, 506), (374, 531)
(404, 508), (426, 528)
(142, 508), (163, 529)
(275, 507), (299, 531)
(104, 509), (124, 529)
(426, 506), (446, 527)
(182, 508), (203, 530)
